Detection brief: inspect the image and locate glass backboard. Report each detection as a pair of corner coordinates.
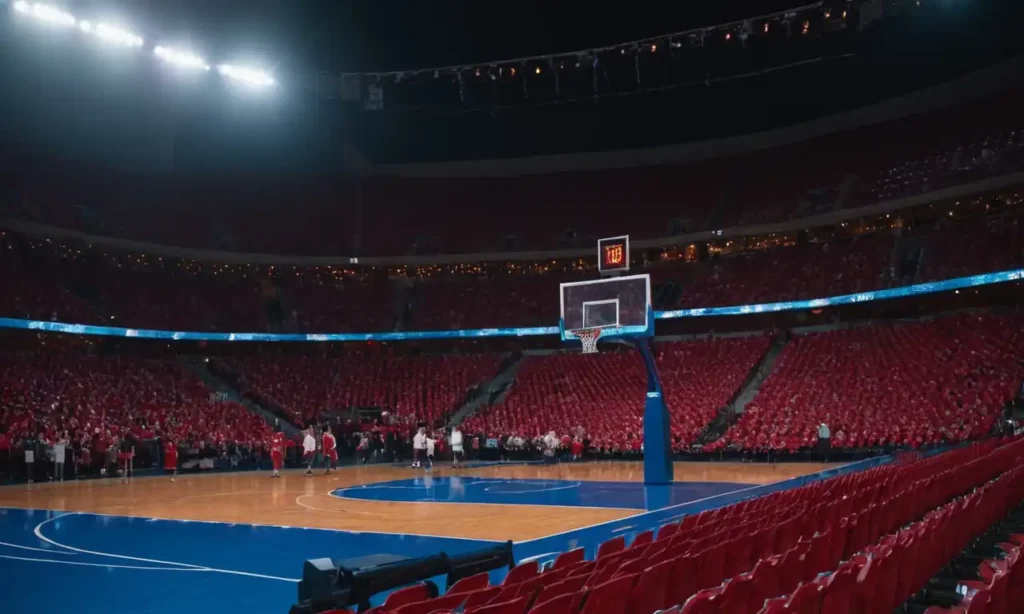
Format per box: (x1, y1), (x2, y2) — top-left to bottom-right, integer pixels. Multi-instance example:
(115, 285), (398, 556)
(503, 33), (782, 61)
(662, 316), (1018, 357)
(559, 274), (652, 341)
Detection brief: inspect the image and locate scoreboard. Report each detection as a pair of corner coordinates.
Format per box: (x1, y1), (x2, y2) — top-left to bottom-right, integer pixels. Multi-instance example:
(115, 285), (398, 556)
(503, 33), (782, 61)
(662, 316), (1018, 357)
(598, 235), (630, 274)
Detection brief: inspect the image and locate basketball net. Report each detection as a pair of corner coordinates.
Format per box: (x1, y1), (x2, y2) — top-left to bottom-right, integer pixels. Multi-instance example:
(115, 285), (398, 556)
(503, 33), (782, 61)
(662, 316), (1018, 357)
(569, 328), (601, 354)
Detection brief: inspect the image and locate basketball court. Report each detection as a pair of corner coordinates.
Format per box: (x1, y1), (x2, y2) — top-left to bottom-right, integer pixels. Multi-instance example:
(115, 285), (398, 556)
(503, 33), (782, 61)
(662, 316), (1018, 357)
(0, 460), (858, 613)
(0, 235), (876, 612)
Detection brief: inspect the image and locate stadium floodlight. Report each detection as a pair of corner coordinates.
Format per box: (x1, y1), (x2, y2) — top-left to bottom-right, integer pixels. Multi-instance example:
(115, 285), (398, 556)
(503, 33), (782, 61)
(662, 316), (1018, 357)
(80, 21), (144, 47)
(218, 64), (275, 87)
(13, 2), (77, 27)
(154, 46), (210, 71)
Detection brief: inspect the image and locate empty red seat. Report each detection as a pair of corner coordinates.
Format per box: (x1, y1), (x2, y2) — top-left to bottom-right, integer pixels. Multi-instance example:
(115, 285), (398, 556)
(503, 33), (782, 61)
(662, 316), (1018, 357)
(579, 573), (640, 614)
(503, 561), (539, 586)
(381, 583), (433, 611)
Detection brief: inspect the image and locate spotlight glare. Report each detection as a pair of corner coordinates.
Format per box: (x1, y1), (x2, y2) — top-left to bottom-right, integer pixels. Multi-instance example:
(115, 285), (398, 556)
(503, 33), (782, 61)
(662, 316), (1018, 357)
(17, 2), (77, 26)
(93, 23), (144, 47)
(218, 64), (275, 87)
(155, 46), (210, 71)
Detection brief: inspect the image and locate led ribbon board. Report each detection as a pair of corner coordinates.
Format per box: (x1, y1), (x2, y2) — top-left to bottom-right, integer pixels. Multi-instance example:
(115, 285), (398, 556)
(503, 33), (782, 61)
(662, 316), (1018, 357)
(0, 268), (1019, 341)
(656, 268), (1024, 319)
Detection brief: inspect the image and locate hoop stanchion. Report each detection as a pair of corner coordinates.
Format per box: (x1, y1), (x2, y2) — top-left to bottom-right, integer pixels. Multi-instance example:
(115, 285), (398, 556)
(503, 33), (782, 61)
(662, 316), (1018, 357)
(634, 338), (673, 485)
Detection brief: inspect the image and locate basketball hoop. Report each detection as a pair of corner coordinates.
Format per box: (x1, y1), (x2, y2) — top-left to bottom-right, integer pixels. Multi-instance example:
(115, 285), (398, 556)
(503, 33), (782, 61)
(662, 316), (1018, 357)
(568, 328), (602, 354)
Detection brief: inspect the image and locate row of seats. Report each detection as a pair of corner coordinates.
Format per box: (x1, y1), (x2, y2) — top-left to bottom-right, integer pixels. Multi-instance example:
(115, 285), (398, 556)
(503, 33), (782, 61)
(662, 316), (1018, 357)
(341, 439), (1021, 614)
(462, 337), (771, 451)
(0, 354), (273, 455)
(707, 313), (1024, 453)
(755, 438), (1024, 614)
(924, 496), (1024, 613)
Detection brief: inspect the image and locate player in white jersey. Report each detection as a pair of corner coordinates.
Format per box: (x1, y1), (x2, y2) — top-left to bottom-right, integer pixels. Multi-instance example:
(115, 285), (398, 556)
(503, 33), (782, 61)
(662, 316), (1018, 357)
(424, 435), (435, 471)
(450, 427), (464, 468)
(412, 427), (426, 468)
(302, 428), (316, 476)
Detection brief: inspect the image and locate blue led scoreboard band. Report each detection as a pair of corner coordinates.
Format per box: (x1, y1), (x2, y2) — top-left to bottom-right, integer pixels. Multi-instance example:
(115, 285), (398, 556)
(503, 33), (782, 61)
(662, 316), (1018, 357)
(0, 268), (1019, 341)
(655, 268), (1023, 319)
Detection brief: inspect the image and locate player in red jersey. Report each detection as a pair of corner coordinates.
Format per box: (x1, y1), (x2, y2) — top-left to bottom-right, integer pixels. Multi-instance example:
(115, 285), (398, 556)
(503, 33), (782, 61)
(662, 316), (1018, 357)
(322, 425), (338, 475)
(163, 439), (178, 482)
(270, 431), (285, 478)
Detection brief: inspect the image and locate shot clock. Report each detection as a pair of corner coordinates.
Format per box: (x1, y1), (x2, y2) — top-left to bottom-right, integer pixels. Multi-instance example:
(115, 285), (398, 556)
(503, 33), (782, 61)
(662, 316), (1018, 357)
(597, 235), (630, 274)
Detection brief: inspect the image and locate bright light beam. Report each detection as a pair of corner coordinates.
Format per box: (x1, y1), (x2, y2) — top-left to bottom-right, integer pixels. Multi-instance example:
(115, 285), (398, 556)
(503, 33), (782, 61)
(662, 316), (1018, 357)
(218, 64), (275, 87)
(80, 22), (144, 47)
(14, 2), (77, 27)
(154, 46), (210, 71)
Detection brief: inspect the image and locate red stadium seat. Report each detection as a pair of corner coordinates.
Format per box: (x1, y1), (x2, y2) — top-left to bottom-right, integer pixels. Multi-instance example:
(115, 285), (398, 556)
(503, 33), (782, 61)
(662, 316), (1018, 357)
(448, 572), (490, 595)
(381, 583), (433, 611)
(527, 591), (584, 614)
(464, 595), (531, 614)
(502, 561), (539, 586)
(579, 573), (639, 614)
(391, 592), (466, 614)
(553, 548), (586, 570)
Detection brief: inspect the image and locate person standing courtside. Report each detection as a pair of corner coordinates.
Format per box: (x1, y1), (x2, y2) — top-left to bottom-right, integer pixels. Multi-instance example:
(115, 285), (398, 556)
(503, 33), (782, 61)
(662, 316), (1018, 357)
(818, 422), (831, 461)
(54, 432), (68, 482)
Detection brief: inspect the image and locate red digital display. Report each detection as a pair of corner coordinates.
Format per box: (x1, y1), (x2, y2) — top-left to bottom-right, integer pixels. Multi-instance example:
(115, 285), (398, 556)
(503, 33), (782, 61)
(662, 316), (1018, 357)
(603, 243), (625, 267)
(598, 236), (630, 273)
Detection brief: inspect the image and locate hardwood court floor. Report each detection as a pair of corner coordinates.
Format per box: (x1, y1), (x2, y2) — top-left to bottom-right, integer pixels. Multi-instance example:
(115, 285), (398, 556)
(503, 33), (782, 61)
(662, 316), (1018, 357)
(0, 461), (839, 542)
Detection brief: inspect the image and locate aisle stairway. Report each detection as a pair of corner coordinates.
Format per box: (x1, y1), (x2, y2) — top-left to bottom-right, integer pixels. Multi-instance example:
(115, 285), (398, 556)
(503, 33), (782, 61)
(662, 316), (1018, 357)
(695, 335), (788, 445)
(180, 357), (300, 438)
(449, 351), (526, 427)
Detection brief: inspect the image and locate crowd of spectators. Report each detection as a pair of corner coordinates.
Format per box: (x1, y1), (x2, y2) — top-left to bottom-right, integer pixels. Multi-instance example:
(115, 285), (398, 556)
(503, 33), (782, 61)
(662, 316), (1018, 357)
(232, 348), (501, 426)
(461, 336), (771, 453)
(707, 312), (1024, 455)
(0, 354), (273, 480)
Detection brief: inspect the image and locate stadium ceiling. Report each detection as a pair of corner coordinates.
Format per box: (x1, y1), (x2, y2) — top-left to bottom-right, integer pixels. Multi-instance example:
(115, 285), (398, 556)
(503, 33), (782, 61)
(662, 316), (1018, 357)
(4, 0), (881, 96)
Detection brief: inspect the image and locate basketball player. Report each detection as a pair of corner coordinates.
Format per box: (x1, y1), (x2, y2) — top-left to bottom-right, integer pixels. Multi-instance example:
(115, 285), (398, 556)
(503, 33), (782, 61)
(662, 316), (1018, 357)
(302, 428), (316, 476)
(450, 426), (464, 468)
(322, 425), (338, 475)
(411, 427), (426, 468)
(118, 436), (134, 483)
(163, 438), (178, 482)
(542, 431), (559, 465)
(270, 431), (285, 478)
(424, 434), (435, 471)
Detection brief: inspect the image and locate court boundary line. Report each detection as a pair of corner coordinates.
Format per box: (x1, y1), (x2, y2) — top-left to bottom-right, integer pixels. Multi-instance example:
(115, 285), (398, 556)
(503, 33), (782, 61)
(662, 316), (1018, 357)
(0, 504), (505, 544)
(0, 553), (209, 572)
(0, 540), (76, 555)
(32, 512), (301, 582)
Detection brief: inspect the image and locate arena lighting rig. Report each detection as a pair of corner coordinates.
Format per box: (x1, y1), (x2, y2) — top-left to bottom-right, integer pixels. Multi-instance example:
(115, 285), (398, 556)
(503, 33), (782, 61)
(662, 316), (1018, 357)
(10, 1), (274, 88)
